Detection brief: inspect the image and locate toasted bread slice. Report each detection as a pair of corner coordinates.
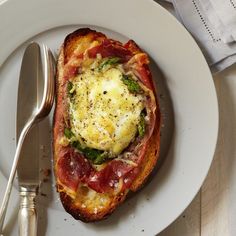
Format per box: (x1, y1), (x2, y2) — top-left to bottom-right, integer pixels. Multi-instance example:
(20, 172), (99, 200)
(53, 28), (161, 222)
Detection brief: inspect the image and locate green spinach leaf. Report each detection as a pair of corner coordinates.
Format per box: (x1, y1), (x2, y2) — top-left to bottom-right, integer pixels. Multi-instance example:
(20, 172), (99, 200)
(71, 141), (107, 165)
(122, 74), (141, 93)
(98, 57), (120, 71)
(138, 111), (146, 137)
(67, 81), (75, 98)
(64, 128), (74, 139)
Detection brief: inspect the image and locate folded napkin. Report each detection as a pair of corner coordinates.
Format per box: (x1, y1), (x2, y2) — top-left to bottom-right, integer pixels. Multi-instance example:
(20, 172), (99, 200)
(156, 0), (236, 73)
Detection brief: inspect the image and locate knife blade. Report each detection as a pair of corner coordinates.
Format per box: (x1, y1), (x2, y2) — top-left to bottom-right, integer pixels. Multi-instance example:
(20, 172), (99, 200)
(16, 42), (41, 236)
(17, 42), (41, 188)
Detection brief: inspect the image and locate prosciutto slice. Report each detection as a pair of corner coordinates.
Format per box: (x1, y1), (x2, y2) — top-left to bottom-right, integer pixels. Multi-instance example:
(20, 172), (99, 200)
(55, 31), (157, 194)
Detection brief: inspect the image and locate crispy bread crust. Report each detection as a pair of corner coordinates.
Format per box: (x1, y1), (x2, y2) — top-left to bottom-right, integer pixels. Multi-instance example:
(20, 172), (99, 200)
(59, 190), (128, 222)
(53, 28), (161, 222)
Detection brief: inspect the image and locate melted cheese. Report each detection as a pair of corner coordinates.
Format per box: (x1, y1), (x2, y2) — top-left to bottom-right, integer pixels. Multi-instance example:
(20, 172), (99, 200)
(75, 185), (111, 213)
(69, 67), (144, 155)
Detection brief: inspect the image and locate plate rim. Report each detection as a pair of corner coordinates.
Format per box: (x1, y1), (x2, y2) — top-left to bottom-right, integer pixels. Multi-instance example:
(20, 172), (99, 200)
(0, 0), (219, 235)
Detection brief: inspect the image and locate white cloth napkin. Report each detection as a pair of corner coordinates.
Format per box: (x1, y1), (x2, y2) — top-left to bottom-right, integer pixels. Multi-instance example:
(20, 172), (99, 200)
(156, 0), (236, 73)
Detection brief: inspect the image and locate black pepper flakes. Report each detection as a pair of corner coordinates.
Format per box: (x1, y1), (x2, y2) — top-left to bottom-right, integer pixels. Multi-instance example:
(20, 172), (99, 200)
(103, 91), (107, 94)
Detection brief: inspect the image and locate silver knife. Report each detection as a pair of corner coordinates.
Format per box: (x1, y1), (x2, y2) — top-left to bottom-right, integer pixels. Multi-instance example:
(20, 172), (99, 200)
(16, 42), (41, 236)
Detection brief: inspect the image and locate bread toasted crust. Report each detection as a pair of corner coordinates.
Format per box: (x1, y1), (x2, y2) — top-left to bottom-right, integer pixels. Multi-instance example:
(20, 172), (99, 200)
(53, 28), (161, 222)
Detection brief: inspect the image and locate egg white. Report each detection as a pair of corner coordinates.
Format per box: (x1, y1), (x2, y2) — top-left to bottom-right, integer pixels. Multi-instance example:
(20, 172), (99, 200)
(69, 66), (144, 156)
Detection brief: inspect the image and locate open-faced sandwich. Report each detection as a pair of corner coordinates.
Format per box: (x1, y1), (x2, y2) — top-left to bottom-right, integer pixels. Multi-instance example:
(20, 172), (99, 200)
(53, 28), (161, 222)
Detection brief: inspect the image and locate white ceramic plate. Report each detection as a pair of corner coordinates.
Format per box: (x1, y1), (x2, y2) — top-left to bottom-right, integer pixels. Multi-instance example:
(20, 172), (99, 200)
(0, 0), (218, 235)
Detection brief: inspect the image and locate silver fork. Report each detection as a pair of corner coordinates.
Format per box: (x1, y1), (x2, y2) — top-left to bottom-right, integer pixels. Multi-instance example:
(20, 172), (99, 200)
(0, 44), (55, 235)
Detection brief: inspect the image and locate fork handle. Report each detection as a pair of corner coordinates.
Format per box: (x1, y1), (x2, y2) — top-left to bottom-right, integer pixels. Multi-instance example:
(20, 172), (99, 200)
(18, 188), (37, 236)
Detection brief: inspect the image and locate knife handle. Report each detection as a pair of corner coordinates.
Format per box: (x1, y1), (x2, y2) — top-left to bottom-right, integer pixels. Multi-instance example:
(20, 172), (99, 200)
(18, 188), (37, 236)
